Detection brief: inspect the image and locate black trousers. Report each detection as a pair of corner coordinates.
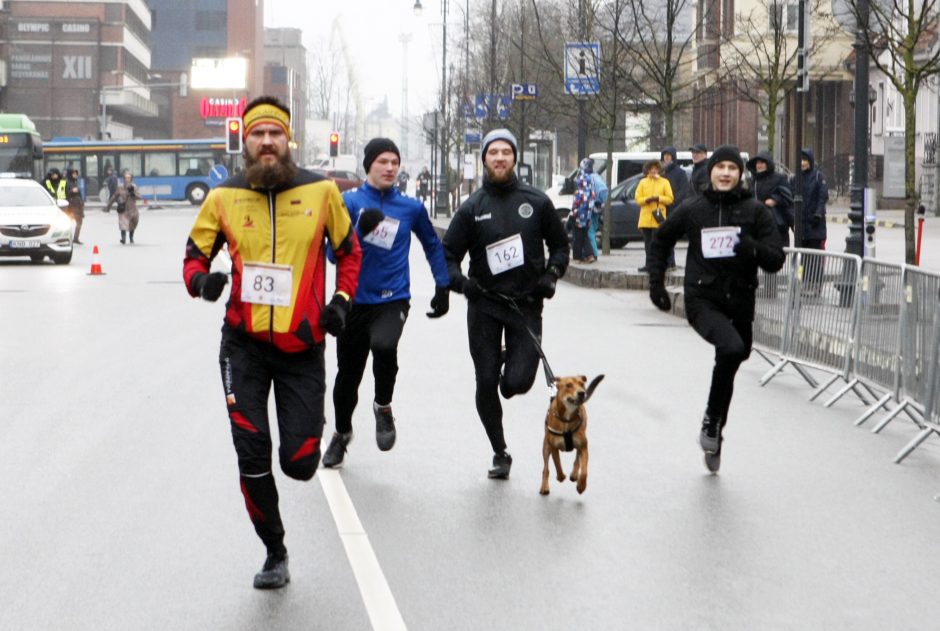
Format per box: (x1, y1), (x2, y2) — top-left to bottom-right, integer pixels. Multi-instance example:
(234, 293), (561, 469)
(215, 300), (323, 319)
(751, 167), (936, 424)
(687, 299), (753, 423)
(467, 299), (542, 453)
(332, 300), (410, 434)
(572, 224), (592, 261)
(219, 326), (326, 556)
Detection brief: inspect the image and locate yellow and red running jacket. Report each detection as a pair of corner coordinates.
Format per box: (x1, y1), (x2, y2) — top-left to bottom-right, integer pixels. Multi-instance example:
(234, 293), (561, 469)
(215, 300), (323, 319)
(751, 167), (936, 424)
(183, 170), (362, 352)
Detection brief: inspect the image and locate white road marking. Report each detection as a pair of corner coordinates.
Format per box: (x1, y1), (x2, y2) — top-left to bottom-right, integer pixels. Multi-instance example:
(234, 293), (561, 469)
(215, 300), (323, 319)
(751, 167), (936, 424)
(319, 469), (407, 631)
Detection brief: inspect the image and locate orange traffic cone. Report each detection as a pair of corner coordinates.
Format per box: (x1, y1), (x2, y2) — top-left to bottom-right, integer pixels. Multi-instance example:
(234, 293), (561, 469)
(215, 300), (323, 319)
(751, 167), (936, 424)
(87, 245), (106, 276)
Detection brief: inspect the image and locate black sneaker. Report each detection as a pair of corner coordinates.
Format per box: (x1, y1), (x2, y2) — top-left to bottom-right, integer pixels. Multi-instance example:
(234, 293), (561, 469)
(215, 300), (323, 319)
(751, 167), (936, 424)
(488, 451), (512, 479)
(322, 431), (353, 468)
(700, 414), (723, 473)
(374, 404), (396, 451)
(253, 553), (290, 589)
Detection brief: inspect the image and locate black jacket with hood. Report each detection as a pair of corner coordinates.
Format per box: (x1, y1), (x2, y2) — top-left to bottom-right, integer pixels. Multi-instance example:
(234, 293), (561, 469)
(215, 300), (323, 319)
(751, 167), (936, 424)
(746, 151), (794, 233)
(660, 146), (689, 209)
(649, 175), (784, 321)
(793, 148), (828, 242)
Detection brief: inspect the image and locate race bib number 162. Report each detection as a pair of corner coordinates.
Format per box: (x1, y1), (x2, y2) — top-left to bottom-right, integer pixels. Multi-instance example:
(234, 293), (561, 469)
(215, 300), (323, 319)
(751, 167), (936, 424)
(485, 233), (525, 275)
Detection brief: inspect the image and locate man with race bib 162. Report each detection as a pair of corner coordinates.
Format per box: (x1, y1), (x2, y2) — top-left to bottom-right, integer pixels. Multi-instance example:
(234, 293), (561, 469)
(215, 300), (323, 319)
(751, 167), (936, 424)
(646, 145), (784, 473)
(183, 96), (362, 590)
(442, 128), (569, 480)
(321, 137), (451, 469)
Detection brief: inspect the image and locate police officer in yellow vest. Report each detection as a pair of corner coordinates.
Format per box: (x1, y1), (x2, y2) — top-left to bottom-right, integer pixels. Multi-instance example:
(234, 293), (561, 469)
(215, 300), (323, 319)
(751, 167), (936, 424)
(44, 169), (67, 200)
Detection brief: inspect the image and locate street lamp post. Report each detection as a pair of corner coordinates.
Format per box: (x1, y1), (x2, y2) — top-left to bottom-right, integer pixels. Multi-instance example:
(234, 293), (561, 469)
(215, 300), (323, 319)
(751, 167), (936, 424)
(414, 0), (450, 217)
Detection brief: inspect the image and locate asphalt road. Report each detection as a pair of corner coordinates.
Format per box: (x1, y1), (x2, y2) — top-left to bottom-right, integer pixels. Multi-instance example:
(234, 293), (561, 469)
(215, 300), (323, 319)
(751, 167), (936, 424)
(3, 207), (940, 630)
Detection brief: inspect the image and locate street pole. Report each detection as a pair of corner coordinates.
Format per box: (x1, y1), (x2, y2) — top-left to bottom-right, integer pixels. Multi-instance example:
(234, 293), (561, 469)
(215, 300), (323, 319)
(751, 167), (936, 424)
(793, 0), (807, 248)
(577, 0), (587, 159)
(439, 0), (451, 218)
(847, 0), (870, 258)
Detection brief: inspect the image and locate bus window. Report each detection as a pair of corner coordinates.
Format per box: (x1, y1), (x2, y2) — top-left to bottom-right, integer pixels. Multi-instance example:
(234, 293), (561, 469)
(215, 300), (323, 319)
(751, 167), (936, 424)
(46, 153), (81, 177)
(118, 153), (142, 177)
(179, 152), (213, 177)
(83, 155), (100, 196)
(144, 152), (175, 177)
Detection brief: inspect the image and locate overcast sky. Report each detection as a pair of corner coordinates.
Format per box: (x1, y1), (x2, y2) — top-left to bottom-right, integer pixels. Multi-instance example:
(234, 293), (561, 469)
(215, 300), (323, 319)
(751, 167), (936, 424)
(265, 0), (447, 119)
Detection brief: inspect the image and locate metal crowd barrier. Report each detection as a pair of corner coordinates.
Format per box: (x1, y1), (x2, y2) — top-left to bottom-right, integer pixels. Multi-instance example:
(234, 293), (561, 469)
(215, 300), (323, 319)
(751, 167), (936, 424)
(751, 248), (940, 464)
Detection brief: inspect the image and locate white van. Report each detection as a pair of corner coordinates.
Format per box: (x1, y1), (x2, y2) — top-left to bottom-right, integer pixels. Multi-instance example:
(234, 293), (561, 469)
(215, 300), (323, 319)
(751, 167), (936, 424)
(546, 150), (696, 218)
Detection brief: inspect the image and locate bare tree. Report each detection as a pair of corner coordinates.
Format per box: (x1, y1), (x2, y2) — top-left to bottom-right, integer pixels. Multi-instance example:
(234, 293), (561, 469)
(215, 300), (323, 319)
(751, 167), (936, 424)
(309, 41), (342, 120)
(848, 0), (940, 262)
(720, 0), (843, 156)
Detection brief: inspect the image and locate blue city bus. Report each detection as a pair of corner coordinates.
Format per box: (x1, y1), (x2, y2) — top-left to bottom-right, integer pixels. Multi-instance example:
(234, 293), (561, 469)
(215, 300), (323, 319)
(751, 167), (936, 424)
(0, 114), (44, 180)
(43, 138), (236, 205)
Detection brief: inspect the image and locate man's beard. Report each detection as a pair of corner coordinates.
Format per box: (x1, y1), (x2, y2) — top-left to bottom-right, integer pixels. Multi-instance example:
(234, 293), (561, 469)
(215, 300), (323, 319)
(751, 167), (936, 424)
(484, 162), (515, 183)
(244, 149), (298, 188)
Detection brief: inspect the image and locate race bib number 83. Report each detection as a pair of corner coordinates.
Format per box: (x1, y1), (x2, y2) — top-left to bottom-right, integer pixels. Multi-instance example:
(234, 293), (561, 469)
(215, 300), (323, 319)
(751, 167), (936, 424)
(701, 226), (740, 259)
(241, 262), (293, 306)
(486, 233), (525, 275)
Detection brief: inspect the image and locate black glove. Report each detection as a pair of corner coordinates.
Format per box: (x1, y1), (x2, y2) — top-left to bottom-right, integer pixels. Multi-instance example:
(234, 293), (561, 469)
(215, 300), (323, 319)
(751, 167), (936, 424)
(319, 294), (350, 337)
(461, 277), (484, 302)
(426, 285), (450, 318)
(535, 265), (562, 299)
(733, 234), (759, 262)
(649, 282), (672, 312)
(810, 214), (823, 228)
(357, 208), (384, 235)
(192, 271), (229, 302)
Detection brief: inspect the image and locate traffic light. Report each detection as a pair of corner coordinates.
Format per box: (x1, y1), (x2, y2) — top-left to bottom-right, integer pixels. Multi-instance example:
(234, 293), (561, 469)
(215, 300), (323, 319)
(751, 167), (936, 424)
(329, 132), (339, 157)
(226, 117), (242, 154)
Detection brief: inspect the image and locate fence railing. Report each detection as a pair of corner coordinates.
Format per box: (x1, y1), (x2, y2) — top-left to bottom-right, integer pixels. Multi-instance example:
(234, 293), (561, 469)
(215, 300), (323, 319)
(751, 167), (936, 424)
(754, 248), (940, 464)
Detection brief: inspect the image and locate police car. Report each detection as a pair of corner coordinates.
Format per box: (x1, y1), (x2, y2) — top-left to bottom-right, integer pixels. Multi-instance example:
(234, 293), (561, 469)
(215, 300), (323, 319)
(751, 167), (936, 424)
(0, 176), (74, 264)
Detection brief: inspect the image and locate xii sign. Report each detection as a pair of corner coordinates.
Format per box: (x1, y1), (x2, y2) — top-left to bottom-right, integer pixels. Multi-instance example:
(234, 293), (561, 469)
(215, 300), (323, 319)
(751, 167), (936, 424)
(62, 55), (92, 80)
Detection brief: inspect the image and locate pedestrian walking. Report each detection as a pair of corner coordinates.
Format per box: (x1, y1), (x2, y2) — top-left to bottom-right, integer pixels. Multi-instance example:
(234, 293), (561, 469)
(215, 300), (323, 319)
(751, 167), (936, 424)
(396, 167), (410, 195)
(442, 128), (570, 479)
(571, 158), (597, 263)
(182, 96), (362, 589)
(747, 151), (794, 246)
(416, 167), (431, 204)
(106, 171), (140, 244)
(795, 148), (828, 294)
(588, 163), (608, 258)
(322, 138), (451, 469)
(65, 168), (85, 244)
(660, 146), (687, 267)
(646, 145), (785, 472)
(44, 168), (66, 201)
(635, 160), (673, 272)
(688, 144), (709, 197)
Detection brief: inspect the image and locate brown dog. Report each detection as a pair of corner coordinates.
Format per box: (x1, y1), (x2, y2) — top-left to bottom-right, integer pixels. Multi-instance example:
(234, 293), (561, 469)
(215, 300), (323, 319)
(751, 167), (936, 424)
(540, 374), (604, 495)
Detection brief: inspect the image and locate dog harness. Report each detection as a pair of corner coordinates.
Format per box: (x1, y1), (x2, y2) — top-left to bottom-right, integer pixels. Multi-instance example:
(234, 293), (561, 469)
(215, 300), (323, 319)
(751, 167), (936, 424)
(547, 412), (582, 452)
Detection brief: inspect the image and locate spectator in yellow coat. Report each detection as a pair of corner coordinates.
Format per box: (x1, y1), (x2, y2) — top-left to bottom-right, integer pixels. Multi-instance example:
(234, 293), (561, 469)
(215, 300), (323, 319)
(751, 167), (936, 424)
(635, 160), (673, 272)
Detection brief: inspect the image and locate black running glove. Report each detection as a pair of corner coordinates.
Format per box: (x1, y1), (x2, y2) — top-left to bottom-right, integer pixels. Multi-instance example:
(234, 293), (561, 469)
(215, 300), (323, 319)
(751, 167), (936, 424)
(319, 294), (350, 337)
(426, 285), (450, 318)
(192, 271), (229, 302)
(810, 214), (823, 228)
(535, 265), (562, 299)
(733, 234), (759, 262)
(649, 282), (672, 312)
(357, 208), (384, 235)
(461, 277), (484, 302)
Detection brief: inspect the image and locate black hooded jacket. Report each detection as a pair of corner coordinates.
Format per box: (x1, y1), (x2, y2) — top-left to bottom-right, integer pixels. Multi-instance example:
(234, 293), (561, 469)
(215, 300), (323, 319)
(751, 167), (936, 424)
(661, 146), (689, 209)
(649, 179), (784, 320)
(442, 173), (570, 307)
(746, 151), (794, 231)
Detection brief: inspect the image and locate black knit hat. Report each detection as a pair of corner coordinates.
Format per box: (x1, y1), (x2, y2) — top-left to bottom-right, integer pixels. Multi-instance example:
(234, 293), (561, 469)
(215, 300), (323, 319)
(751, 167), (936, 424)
(363, 138), (401, 174)
(706, 144), (744, 176)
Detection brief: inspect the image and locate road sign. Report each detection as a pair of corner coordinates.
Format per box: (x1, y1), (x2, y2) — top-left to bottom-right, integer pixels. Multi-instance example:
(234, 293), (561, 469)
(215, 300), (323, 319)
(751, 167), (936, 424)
(209, 164), (229, 185)
(474, 94), (511, 119)
(564, 42), (601, 96)
(465, 131), (481, 145)
(511, 83), (539, 101)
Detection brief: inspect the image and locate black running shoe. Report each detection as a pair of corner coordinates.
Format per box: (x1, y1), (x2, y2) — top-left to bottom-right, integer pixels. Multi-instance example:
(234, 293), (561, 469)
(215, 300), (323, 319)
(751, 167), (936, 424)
(322, 431), (353, 468)
(487, 451), (512, 479)
(253, 553), (290, 589)
(374, 404), (396, 451)
(700, 414), (723, 473)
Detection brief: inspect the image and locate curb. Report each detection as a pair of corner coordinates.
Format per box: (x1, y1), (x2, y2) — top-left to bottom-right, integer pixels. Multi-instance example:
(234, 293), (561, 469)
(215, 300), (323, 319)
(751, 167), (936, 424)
(828, 215), (899, 228)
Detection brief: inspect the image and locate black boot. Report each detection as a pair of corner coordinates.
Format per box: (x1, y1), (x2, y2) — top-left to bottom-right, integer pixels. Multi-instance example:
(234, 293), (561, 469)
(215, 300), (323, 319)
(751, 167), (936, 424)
(488, 451), (512, 479)
(120, 230), (126, 244)
(129, 230), (134, 244)
(253, 552), (290, 589)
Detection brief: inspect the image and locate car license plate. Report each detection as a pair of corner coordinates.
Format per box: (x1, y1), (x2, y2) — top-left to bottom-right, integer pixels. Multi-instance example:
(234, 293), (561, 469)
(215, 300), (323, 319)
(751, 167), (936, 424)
(9, 240), (41, 248)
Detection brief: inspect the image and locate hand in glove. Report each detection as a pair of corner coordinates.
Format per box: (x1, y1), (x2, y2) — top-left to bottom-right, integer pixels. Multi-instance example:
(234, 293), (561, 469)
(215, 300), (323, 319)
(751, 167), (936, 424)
(461, 277), (484, 302)
(733, 234), (759, 262)
(357, 208), (384, 235)
(534, 265), (562, 299)
(649, 282), (672, 312)
(809, 214), (823, 228)
(319, 294), (350, 337)
(426, 285), (450, 318)
(192, 271), (229, 302)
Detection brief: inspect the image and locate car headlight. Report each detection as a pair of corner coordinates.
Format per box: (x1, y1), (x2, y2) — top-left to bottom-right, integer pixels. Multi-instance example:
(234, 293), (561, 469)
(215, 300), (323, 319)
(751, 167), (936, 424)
(51, 212), (74, 237)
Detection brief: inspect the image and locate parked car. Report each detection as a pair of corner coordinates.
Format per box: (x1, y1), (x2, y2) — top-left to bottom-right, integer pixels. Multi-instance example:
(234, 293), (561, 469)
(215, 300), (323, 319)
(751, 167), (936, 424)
(0, 177), (73, 264)
(566, 173), (644, 249)
(309, 168), (362, 192)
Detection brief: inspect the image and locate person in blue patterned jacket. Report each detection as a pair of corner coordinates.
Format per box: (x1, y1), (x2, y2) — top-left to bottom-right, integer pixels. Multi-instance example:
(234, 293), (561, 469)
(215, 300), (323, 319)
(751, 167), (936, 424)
(322, 137), (451, 468)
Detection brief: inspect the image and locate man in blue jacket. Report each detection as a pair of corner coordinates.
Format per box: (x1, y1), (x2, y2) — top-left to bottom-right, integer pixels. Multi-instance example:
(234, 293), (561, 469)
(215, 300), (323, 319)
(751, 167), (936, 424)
(322, 138), (451, 468)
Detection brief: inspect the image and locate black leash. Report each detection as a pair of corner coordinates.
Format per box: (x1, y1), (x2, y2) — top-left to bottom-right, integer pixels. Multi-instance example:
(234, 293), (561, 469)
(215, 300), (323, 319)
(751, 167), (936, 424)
(487, 290), (556, 390)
